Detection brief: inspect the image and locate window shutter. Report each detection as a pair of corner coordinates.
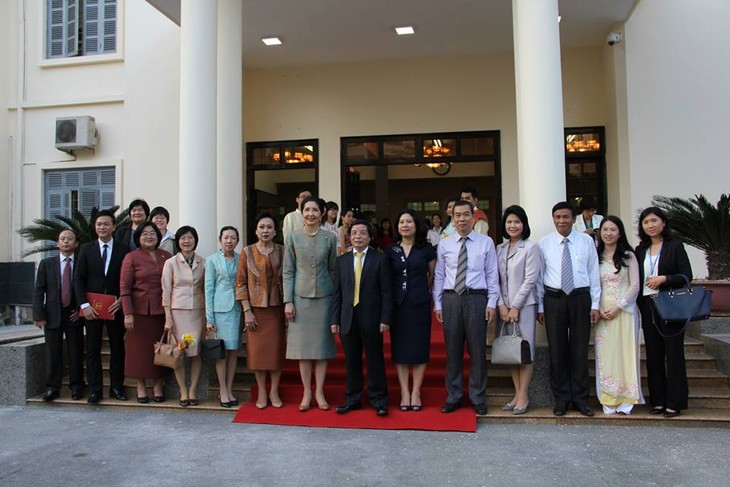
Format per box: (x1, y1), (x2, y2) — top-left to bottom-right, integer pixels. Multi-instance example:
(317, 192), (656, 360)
(102, 0), (117, 53)
(65, 0), (79, 57)
(46, 190), (66, 219)
(47, 0), (67, 58)
(83, 0), (116, 55)
(79, 189), (99, 219)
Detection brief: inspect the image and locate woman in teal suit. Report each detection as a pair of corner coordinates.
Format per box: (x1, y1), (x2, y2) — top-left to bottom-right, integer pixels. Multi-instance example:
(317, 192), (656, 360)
(205, 226), (242, 408)
(283, 196), (338, 411)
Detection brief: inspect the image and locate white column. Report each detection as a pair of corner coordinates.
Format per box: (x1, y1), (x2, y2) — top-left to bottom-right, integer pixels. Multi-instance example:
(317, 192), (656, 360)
(217, 0), (244, 243)
(179, 0), (217, 256)
(512, 0), (566, 238)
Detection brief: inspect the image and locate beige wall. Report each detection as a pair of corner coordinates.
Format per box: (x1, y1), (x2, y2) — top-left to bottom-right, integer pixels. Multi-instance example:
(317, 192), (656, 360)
(8, 0), (181, 259)
(0, 0), (15, 260)
(244, 47), (606, 238)
(622, 0), (730, 277)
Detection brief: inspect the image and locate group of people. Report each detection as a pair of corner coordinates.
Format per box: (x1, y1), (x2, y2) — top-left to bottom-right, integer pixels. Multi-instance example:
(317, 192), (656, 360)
(33, 191), (692, 419)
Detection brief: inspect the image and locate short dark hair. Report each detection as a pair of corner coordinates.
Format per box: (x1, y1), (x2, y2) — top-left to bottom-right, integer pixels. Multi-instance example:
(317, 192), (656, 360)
(149, 206), (170, 222)
(254, 212), (278, 231)
(325, 201), (339, 212)
(453, 200), (475, 214)
(128, 199), (150, 218)
(580, 197), (598, 211)
(461, 187), (479, 199)
(394, 209), (428, 247)
(219, 225), (240, 240)
(133, 222), (162, 249)
(175, 225), (199, 251)
(637, 206), (673, 247)
(552, 201), (577, 217)
(350, 219), (374, 239)
(301, 196), (325, 214)
(94, 209), (116, 225)
(501, 205), (531, 240)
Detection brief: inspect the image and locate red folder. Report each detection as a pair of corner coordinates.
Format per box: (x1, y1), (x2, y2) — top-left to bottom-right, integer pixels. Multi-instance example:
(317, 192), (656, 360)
(82, 293), (117, 320)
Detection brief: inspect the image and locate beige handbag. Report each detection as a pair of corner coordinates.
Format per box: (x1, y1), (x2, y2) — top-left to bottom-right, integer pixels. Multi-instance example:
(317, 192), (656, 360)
(153, 329), (184, 370)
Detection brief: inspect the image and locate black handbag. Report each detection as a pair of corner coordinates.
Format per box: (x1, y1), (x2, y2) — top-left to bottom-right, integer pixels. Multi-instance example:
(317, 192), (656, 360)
(650, 275), (712, 337)
(491, 321), (532, 365)
(200, 332), (226, 362)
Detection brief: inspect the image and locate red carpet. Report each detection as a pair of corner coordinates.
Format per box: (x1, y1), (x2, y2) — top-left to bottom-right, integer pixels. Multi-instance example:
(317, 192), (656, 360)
(233, 316), (476, 432)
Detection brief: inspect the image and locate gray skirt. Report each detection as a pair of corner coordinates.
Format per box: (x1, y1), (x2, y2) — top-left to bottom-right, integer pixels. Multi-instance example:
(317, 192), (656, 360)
(286, 295), (336, 360)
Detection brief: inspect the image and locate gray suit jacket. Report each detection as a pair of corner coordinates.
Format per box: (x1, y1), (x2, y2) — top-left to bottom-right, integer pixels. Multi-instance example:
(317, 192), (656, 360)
(283, 229), (337, 301)
(496, 239), (541, 309)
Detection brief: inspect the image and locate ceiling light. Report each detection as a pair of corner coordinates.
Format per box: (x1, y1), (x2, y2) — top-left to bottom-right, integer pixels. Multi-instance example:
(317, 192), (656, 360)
(395, 26), (415, 35)
(262, 36), (282, 46)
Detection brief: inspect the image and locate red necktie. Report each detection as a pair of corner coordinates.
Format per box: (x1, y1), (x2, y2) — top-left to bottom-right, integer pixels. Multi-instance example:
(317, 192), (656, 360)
(61, 257), (72, 307)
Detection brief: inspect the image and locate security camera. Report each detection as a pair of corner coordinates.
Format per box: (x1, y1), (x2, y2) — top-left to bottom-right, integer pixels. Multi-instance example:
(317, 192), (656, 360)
(607, 32), (622, 46)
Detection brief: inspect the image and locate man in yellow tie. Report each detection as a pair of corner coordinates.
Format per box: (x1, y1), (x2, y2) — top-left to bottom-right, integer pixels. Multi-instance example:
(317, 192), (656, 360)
(331, 219), (393, 416)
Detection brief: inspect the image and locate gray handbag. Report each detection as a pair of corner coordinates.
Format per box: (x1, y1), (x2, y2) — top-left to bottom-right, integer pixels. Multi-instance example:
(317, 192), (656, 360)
(491, 321), (532, 365)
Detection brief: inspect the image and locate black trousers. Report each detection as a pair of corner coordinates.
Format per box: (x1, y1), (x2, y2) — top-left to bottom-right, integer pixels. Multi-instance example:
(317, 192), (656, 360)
(442, 292), (488, 405)
(85, 316), (126, 392)
(44, 307), (85, 392)
(639, 299), (689, 410)
(340, 306), (388, 408)
(543, 291), (591, 408)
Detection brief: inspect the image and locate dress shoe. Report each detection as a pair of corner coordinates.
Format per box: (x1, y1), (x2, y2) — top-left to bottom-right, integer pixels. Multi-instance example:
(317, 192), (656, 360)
(335, 403), (362, 414)
(441, 401), (460, 414)
(553, 406), (566, 417)
(109, 387), (128, 401)
(649, 407), (665, 415)
(71, 389), (83, 401)
(513, 402), (529, 415)
(473, 403), (487, 415)
(574, 404), (595, 417)
(229, 398), (239, 407)
(137, 396), (150, 404)
(502, 402), (515, 411)
(663, 409), (681, 418)
(43, 390), (60, 402)
(87, 391), (102, 404)
(153, 395), (166, 403)
(188, 399), (199, 406)
(375, 406), (389, 417)
(179, 399), (190, 407)
(411, 404), (422, 412)
(220, 401), (232, 408)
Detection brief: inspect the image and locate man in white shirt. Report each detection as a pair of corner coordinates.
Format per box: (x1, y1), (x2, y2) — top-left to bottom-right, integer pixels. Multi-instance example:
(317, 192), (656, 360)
(282, 190), (312, 242)
(537, 201), (601, 417)
(433, 200), (499, 415)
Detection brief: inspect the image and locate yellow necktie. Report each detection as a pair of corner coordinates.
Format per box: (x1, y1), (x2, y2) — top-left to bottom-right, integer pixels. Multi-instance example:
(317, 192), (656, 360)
(354, 251), (364, 306)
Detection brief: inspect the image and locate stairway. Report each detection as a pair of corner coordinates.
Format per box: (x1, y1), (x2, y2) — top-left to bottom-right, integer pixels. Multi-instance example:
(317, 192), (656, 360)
(28, 323), (730, 427)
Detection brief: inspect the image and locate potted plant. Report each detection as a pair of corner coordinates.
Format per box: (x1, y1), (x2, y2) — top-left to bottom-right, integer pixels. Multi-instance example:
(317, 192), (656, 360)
(18, 206), (126, 257)
(651, 194), (730, 315)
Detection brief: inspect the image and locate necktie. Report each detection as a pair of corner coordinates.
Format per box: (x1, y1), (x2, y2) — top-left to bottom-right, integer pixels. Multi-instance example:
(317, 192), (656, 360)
(561, 237), (574, 295)
(353, 251), (364, 306)
(61, 257), (72, 307)
(455, 237), (468, 295)
(102, 244), (108, 275)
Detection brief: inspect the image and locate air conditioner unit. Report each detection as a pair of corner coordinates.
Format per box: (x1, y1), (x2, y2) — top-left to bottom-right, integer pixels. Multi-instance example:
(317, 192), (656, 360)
(55, 116), (98, 153)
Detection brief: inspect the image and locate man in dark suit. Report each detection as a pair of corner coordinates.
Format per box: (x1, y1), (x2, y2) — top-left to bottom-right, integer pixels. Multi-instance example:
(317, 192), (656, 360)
(33, 229), (84, 401)
(330, 219), (392, 416)
(74, 209), (130, 404)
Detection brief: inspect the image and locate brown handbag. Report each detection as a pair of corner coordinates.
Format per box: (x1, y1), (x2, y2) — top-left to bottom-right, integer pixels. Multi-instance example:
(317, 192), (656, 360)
(153, 329), (184, 370)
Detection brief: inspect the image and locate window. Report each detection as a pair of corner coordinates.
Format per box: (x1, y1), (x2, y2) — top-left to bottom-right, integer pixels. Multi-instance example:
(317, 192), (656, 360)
(44, 167), (116, 220)
(46, 0), (117, 59)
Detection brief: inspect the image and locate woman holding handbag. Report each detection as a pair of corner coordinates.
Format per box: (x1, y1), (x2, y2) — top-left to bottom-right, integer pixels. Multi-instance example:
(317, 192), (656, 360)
(120, 222), (172, 403)
(635, 207), (692, 418)
(594, 216), (644, 415)
(161, 226), (206, 407)
(495, 206), (541, 415)
(236, 213), (286, 409)
(205, 226), (242, 408)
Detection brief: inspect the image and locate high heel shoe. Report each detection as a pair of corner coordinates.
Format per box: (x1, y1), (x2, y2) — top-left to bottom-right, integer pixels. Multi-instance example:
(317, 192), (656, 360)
(502, 402), (515, 411)
(270, 394), (283, 408)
